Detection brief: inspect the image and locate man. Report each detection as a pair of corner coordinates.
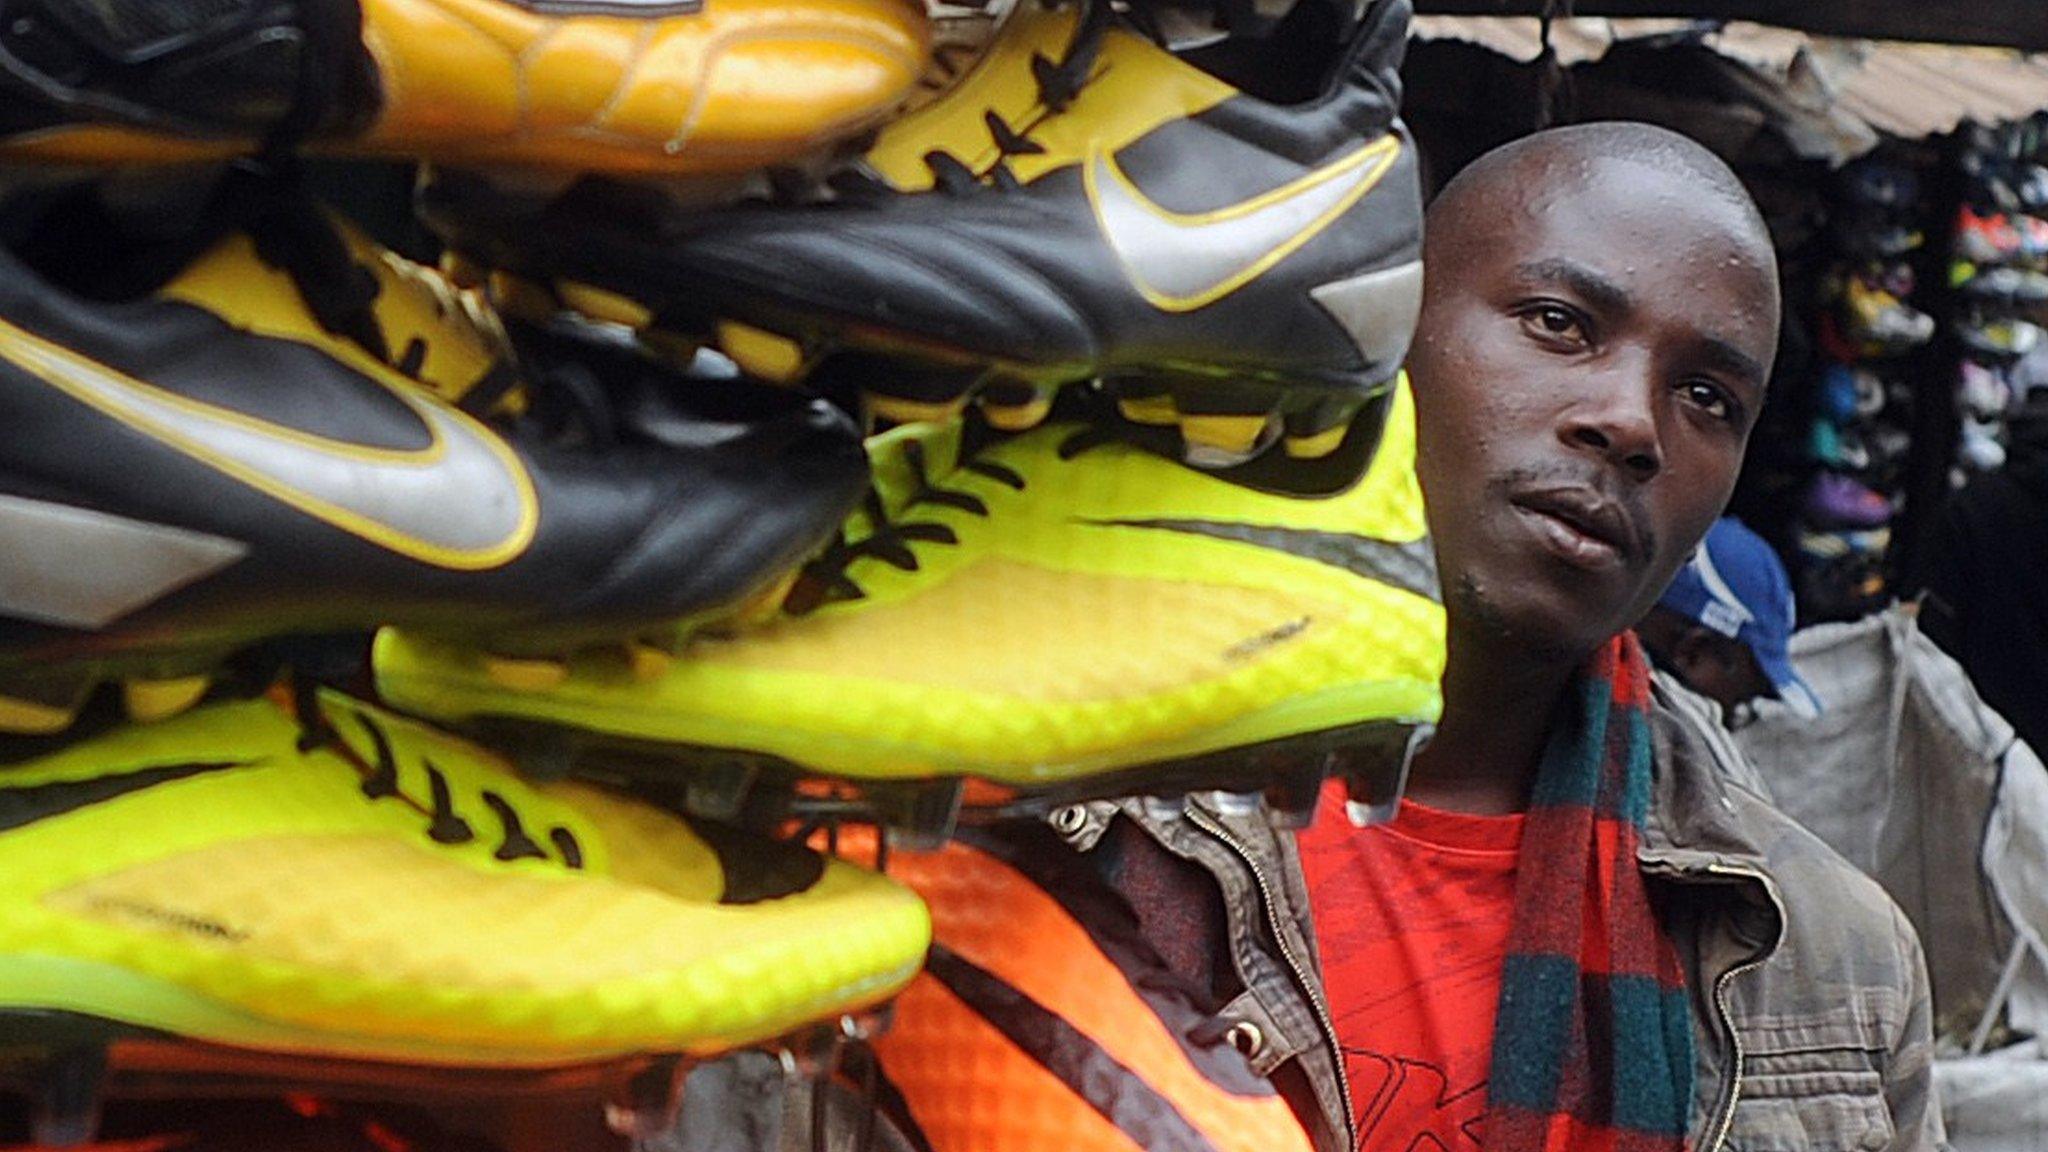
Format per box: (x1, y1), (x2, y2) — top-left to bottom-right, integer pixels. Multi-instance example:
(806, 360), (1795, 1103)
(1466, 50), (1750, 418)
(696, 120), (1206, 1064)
(1288, 121), (1942, 1151)
(761, 121), (1942, 1152)
(1638, 516), (1823, 724)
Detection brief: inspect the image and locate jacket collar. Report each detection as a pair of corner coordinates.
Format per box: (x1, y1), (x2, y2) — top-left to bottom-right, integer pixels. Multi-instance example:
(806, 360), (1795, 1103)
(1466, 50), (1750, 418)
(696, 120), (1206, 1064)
(1638, 678), (1782, 902)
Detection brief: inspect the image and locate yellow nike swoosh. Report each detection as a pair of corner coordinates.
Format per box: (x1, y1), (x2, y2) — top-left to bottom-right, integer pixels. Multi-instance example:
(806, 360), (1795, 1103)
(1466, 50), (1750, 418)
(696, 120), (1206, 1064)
(0, 317), (538, 570)
(1086, 134), (1401, 313)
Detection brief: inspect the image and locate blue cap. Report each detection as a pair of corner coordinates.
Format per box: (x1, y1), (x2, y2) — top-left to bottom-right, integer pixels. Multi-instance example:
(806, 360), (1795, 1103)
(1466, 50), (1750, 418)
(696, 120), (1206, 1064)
(1656, 517), (1822, 719)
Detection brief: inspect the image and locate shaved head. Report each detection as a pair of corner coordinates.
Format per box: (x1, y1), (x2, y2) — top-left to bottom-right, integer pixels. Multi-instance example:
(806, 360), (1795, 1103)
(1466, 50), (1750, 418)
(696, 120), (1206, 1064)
(1425, 122), (1777, 309)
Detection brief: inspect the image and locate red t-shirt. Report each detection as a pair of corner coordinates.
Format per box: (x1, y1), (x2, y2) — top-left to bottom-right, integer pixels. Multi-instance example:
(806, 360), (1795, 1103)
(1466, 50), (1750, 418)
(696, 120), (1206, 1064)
(1297, 779), (1524, 1152)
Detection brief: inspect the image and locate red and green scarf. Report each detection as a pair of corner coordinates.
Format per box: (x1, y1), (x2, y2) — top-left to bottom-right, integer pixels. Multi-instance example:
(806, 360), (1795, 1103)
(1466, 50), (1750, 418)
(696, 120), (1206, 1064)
(1484, 632), (1694, 1151)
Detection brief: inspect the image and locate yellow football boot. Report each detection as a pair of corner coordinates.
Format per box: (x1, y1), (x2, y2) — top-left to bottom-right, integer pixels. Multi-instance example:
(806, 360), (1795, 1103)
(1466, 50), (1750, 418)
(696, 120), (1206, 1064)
(0, 0), (928, 173)
(0, 688), (929, 1141)
(375, 378), (1444, 834)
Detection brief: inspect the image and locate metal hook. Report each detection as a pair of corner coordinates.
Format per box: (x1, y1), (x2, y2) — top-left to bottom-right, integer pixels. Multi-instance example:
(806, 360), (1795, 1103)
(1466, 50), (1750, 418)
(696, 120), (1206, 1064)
(807, 1017), (885, 1152)
(1535, 0), (1576, 130)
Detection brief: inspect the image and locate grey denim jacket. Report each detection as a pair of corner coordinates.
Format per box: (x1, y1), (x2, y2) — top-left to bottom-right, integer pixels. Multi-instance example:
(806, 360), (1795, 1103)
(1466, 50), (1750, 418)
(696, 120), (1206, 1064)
(1087, 685), (1948, 1152)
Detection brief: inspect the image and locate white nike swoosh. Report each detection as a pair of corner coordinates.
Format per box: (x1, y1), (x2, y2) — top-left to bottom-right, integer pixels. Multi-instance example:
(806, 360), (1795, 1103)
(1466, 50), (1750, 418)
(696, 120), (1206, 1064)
(0, 317), (538, 570)
(1087, 135), (1400, 313)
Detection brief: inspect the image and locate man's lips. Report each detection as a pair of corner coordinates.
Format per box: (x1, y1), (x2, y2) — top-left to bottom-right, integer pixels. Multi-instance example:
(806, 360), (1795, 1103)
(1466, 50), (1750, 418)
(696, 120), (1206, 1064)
(1509, 487), (1642, 569)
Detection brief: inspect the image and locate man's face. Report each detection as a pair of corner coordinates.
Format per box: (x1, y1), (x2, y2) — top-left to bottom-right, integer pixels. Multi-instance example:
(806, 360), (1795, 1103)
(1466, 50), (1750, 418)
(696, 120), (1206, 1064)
(1410, 157), (1778, 660)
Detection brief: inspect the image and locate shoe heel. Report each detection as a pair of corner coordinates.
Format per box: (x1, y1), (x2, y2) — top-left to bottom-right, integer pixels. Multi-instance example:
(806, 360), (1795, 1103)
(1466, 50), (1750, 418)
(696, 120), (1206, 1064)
(1307, 260), (1423, 384)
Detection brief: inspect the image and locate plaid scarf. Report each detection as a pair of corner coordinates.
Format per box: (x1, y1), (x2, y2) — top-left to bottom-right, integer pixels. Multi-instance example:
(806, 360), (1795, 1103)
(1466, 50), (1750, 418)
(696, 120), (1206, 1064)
(1483, 632), (1694, 1152)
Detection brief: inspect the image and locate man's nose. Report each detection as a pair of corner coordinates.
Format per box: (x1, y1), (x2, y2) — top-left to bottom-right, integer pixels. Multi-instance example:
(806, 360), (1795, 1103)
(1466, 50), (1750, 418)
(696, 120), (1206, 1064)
(1559, 365), (1664, 481)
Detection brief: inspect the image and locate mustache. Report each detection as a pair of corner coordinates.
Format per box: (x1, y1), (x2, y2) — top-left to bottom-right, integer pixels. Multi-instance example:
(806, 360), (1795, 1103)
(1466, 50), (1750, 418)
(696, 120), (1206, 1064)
(1488, 462), (1658, 560)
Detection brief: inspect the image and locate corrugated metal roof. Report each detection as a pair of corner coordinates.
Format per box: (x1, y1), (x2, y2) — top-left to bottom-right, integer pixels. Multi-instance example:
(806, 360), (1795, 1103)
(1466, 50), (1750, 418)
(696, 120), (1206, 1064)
(1413, 1), (2048, 53)
(1410, 15), (1676, 65)
(1411, 16), (2048, 142)
(1838, 41), (2048, 138)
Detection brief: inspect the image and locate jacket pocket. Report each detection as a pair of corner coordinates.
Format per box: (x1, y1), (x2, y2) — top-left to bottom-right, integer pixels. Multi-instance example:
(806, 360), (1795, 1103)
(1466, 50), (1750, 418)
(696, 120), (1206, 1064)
(1728, 1048), (1894, 1152)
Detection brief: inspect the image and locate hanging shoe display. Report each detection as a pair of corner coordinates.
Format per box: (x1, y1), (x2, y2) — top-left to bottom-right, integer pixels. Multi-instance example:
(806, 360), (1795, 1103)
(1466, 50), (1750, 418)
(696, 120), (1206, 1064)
(1780, 147), (1971, 624)
(0, 0), (1455, 1143)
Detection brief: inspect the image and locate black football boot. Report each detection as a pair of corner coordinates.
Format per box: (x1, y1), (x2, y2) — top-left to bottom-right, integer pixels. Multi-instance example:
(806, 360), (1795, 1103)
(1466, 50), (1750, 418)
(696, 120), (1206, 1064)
(421, 0), (1422, 466)
(0, 165), (865, 734)
(0, 0), (373, 159)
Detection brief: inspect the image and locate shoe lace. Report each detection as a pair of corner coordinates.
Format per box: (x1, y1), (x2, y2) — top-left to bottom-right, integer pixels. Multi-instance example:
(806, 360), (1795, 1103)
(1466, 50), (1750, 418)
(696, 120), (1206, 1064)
(791, 431), (1018, 612)
(290, 682), (586, 867)
(228, 162), (523, 419)
(834, 0), (1115, 200)
(789, 417), (1127, 613)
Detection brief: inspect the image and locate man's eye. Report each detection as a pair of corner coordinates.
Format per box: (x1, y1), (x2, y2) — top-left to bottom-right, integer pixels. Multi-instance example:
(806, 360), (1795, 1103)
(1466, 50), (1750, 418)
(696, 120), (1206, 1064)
(1683, 380), (1735, 422)
(1519, 304), (1587, 345)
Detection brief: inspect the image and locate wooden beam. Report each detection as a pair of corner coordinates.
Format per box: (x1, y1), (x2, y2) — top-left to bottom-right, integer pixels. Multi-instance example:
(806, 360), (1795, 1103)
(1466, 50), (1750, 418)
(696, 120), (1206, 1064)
(1411, 1), (2048, 50)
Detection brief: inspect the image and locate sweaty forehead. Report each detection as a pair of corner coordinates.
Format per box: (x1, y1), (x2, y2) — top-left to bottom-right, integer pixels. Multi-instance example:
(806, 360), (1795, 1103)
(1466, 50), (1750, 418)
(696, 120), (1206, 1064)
(1446, 152), (1758, 258)
(1431, 152), (1779, 330)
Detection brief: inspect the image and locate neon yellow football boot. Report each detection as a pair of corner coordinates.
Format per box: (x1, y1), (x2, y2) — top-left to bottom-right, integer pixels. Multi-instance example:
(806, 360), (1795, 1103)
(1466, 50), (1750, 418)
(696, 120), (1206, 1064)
(0, 0), (929, 174)
(0, 688), (929, 1141)
(375, 378), (1444, 835)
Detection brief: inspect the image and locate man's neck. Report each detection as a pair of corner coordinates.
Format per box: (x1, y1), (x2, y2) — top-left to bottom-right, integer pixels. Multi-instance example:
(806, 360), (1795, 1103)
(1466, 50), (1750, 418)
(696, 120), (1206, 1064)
(1404, 629), (1580, 816)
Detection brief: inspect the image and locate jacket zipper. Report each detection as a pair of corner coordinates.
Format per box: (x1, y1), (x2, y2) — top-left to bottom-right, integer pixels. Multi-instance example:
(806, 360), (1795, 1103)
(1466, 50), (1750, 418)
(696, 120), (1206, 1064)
(1185, 804), (1359, 1152)
(1699, 861), (1776, 1152)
